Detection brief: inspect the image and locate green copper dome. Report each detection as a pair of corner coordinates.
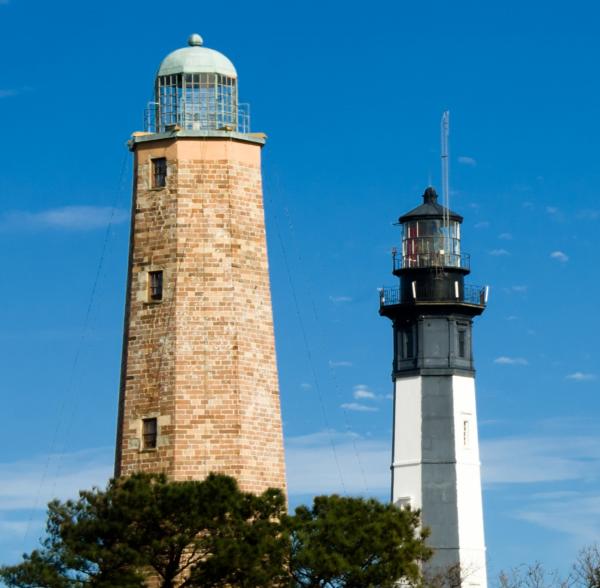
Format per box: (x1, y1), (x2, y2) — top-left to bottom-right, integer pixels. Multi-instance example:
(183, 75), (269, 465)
(157, 34), (237, 78)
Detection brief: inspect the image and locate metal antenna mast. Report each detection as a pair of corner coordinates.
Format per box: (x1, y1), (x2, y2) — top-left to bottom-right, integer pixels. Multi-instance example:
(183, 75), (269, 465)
(441, 111), (450, 257)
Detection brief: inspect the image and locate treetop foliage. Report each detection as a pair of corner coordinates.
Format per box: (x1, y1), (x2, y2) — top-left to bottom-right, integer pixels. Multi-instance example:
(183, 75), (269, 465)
(290, 494), (431, 588)
(0, 473), (431, 588)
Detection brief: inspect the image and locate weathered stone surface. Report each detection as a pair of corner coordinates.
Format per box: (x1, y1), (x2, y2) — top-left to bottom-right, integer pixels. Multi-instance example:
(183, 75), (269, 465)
(115, 137), (287, 495)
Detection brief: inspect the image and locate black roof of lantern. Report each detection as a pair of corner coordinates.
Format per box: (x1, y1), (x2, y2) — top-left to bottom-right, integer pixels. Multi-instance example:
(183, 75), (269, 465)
(398, 187), (463, 224)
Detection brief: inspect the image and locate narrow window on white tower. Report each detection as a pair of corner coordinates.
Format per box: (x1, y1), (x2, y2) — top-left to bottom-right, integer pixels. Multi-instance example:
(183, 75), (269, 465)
(142, 417), (158, 450)
(463, 419), (470, 448)
(152, 157), (167, 188)
(148, 270), (163, 302)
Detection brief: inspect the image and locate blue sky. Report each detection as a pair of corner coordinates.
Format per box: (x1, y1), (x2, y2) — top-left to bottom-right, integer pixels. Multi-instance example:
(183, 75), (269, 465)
(1, 0), (600, 580)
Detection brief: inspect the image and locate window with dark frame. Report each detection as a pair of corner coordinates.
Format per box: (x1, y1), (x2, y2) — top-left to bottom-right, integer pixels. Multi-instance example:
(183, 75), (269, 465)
(404, 327), (415, 359)
(152, 157), (167, 188)
(397, 325), (416, 361)
(458, 327), (467, 358)
(142, 417), (158, 449)
(149, 270), (163, 302)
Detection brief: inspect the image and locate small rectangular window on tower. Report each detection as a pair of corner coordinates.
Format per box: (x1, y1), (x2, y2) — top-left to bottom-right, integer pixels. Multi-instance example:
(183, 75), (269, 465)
(142, 417), (158, 450)
(148, 270), (163, 302)
(458, 327), (466, 358)
(405, 328), (415, 359)
(397, 326), (416, 361)
(152, 157), (167, 188)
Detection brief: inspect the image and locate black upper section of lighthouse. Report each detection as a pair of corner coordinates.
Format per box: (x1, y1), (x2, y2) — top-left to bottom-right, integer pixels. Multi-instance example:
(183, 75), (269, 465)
(380, 187), (487, 377)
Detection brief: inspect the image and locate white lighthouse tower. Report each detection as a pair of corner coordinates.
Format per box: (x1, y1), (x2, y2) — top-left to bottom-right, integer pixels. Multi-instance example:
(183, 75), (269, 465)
(379, 187), (488, 587)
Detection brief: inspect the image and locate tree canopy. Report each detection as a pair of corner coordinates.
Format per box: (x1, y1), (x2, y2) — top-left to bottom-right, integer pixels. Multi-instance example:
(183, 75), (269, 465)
(289, 494), (431, 588)
(1, 473), (431, 588)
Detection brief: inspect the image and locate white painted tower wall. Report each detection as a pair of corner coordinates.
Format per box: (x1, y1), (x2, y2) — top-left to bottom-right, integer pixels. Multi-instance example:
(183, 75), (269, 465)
(392, 374), (487, 587)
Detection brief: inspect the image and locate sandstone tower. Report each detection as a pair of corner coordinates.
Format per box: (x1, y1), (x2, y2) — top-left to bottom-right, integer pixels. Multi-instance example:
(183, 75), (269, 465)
(115, 34), (287, 494)
(379, 188), (488, 586)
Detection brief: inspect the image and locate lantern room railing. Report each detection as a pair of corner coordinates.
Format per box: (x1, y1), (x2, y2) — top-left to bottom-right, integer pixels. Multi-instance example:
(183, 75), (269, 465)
(393, 248), (470, 271)
(379, 284), (487, 308)
(144, 101), (251, 134)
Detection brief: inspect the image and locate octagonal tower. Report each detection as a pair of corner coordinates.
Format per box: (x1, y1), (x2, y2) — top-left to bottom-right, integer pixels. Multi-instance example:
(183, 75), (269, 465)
(115, 34), (286, 495)
(380, 187), (488, 586)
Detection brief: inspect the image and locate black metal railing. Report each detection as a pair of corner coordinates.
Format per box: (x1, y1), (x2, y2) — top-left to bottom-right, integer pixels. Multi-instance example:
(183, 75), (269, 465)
(379, 287), (401, 306)
(379, 283), (487, 308)
(392, 249), (471, 271)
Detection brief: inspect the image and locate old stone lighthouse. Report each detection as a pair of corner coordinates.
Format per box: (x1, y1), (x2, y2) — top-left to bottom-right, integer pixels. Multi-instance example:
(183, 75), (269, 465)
(379, 188), (488, 586)
(114, 34), (287, 494)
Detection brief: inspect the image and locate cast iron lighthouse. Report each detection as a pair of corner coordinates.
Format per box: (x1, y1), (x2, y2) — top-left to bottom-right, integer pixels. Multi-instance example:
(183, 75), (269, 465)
(379, 187), (488, 586)
(115, 34), (287, 495)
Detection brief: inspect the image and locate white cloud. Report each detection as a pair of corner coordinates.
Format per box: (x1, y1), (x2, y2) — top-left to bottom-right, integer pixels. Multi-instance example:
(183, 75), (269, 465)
(300, 382), (312, 390)
(0, 447), (113, 556)
(489, 248), (510, 256)
(566, 372), (597, 382)
(494, 356), (528, 365)
(503, 285), (528, 295)
(499, 232), (513, 240)
(514, 493), (600, 543)
(1, 206), (129, 231)
(285, 423), (600, 543)
(285, 431), (389, 495)
(474, 221), (490, 229)
(353, 385), (376, 400)
(482, 428), (600, 543)
(514, 184), (533, 193)
(0, 85), (31, 97)
(550, 250), (569, 263)
(481, 434), (600, 485)
(329, 295), (352, 303)
(546, 206), (559, 214)
(576, 209), (600, 220)
(0, 519), (29, 537)
(458, 156), (477, 167)
(340, 402), (378, 413)
(0, 448), (113, 513)
(329, 360), (352, 368)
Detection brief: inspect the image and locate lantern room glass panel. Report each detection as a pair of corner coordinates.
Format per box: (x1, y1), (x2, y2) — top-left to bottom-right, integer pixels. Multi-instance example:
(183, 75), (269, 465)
(402, 220), (461, 268)
(155, 73), (238, 132)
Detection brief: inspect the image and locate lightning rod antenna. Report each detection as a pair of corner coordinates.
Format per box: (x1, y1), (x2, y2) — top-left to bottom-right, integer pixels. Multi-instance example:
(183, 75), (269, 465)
(441, 111), (450, 254)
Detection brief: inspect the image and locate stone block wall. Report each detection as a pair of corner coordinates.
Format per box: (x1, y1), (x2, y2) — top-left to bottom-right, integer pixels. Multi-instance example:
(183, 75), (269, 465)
(115, 136), (287, 495)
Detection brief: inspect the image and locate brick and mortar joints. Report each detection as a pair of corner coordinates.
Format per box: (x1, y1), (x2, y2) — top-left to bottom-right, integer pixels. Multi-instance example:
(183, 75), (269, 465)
(115, 136), (287, 495)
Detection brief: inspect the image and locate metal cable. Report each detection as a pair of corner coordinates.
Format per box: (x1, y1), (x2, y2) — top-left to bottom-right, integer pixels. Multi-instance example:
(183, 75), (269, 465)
(266, 173), (348, 495)
(280, 203), (370, 493)
(23, 148), (130, 547)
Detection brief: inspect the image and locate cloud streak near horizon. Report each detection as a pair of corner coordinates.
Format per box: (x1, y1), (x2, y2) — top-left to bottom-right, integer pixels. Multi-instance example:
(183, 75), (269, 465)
(1, 206), (129, 231)
(458, 155), (477, 166)
(1, 424), (599, 558)
(494, 356), (528, 366)
(0, 447), (114, 563)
